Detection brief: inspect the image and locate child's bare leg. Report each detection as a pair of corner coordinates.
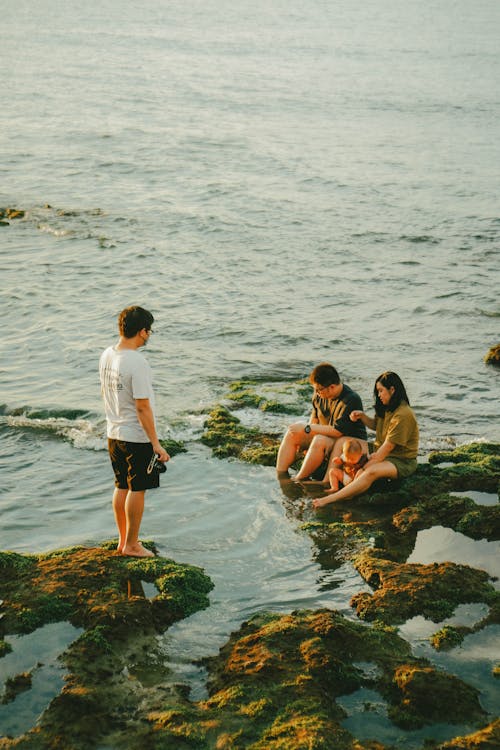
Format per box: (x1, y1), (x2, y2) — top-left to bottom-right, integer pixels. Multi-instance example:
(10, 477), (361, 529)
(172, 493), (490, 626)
(328, 467), (342, 492)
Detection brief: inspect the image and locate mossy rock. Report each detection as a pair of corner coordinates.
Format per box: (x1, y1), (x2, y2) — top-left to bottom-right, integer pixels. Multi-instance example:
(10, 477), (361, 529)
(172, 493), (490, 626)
(200, 377), (312, 465)
(434, 718), (500, 749)
(389, 664), (486, 729)
(147, 609), (490, 749)
(0, 543), (213, 749)
(0, 207), (25, 220)
(201, 405), (280, 466)
(430, 625), (468, 651)
(225, 379), (308, 416)
(484, 344), (500, 367)
(351, 548), (499, 625)
(160, 436), (188, 456)
(393, 493), (500, 542)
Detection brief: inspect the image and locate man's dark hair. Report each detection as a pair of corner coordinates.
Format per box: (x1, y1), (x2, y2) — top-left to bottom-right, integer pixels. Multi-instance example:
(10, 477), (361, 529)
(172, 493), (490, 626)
(309, 363), (341, 387)
(118, 306), (154, 338)
(374, 371), (410, 416)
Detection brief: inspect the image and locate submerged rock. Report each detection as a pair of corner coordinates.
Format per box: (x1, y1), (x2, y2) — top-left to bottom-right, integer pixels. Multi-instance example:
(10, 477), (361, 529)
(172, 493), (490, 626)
(484, 344), (500, 367)
(201, 404), (280, 465)
(0, 207), (25, 222)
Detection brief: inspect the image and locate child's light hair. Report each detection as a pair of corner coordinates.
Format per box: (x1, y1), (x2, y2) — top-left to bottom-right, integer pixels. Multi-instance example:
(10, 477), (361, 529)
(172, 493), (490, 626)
(343, 438), (363, 457)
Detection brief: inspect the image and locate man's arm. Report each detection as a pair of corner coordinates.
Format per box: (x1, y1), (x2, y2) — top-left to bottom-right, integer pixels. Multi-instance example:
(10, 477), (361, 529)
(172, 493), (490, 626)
(135, 398), (170, 462)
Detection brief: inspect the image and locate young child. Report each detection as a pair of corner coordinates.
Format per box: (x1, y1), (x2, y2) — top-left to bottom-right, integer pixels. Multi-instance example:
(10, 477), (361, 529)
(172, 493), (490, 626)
(328, 438), (368, 492)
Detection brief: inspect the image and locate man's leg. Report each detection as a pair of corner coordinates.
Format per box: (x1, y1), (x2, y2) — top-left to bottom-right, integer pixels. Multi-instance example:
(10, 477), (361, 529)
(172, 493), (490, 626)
(276, 429), (309, 475)
(294, 435), (334, 480)
(122, 490), (154, 557)
(112, 488), (128, 553)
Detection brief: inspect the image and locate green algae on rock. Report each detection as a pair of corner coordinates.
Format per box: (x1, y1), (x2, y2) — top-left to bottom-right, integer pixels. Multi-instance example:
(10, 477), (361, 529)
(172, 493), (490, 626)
(0, 544), (213, 749)
(430, 624), (468, 651)
(484, 344), (500, 367)
(351, 549), (499, 626)
(393, 493), (500, 542)
(434, 718), (500, 749)
(201, 405), (281, 465)
(160, 436), (187, 456)
(147, 609), (487, 749)
(225, 379), (308, 415)
(201, 378), (313, 466)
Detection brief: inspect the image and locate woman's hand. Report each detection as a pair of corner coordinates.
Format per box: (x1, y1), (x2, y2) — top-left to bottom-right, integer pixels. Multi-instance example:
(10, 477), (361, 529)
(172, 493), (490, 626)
(350, 410), (376, 430)
(367, 440), (394, 464)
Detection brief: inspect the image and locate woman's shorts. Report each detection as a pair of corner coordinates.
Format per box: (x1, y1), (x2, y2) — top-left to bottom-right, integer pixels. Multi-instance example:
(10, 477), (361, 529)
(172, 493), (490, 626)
(386, 456), (418, 479)
(108, 439), (160, 491)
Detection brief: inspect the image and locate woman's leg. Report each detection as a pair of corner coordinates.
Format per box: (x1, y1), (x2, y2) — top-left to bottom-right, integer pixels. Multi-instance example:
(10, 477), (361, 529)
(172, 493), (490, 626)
(312, 460), (398, 507)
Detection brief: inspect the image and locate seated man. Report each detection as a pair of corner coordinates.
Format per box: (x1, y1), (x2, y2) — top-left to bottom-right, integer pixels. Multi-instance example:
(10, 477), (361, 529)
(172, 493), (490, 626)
(276, 363), (367, 481)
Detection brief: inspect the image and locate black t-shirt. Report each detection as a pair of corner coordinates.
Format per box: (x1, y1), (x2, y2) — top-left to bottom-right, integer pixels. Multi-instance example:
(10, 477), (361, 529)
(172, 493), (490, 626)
(311, 384), (367, 441)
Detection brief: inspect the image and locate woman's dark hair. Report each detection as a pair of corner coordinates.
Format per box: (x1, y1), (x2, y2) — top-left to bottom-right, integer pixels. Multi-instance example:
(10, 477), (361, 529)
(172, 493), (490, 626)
(309, 363), (340, 387)
(118, 306), (154, 338)
(374, 371), (410, 416)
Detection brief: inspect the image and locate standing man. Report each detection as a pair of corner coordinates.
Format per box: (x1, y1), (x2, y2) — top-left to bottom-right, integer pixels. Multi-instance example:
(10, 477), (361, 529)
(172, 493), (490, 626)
(99, 306), (170, 558)
(276, 363), (367, 481)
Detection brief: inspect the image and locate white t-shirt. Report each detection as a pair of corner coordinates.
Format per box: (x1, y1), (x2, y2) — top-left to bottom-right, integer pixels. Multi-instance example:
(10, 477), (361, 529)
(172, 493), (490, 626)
(99, 346), (155, 442)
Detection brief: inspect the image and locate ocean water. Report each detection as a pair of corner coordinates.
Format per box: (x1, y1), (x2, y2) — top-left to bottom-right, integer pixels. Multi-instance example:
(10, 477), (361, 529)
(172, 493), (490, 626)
(1, 0), (499, 744)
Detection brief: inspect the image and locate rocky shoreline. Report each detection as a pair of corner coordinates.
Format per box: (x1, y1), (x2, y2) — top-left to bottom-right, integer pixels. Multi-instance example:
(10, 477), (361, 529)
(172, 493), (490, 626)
(0, 380), (499, 749)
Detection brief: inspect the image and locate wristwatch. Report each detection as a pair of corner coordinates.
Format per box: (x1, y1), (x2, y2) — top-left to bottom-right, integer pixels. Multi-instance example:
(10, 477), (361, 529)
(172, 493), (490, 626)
(304, 424), (311, 434)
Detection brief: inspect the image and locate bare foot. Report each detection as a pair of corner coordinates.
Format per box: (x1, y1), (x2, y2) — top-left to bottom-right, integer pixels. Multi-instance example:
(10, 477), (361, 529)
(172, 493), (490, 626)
(277, 470), (291, 479)
(121, 543), (155, 558)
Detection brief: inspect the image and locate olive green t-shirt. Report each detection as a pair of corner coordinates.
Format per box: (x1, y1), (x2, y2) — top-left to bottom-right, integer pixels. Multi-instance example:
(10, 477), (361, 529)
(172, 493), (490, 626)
(374, 402), (419, 459)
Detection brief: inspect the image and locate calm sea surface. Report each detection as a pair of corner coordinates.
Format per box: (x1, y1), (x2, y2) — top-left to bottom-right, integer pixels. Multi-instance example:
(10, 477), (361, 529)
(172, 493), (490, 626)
(1, 0), (499, 744)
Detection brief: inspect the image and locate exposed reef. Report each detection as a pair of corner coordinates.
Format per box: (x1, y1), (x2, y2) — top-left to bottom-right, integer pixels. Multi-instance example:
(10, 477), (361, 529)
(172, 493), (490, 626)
(484, 344), (500, 367)
(201, 378), (309, 466)
(0, 208), (25, 226)
(201, 405), (280, 465)
(0, 543), (213, 748)
(1, 379), (499, 749)
(139, 610), (488, 747)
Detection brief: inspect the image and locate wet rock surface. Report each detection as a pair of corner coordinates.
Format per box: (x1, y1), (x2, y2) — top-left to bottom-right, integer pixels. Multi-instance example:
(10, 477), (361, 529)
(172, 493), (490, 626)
(1, 380), (499, 748)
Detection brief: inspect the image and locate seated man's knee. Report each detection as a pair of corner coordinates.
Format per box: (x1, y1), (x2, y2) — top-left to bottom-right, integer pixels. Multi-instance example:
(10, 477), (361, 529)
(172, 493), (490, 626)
(311, 434), (332, 451)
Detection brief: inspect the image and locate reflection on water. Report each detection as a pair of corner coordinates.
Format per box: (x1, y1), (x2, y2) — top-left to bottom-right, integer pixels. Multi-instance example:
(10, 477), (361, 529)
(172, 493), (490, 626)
(407, 525), (500, 581)
(338, 687), (476, 750)
(450, 490), (499, 507)
(0, 622), (82, 737)
(399, 616), (500, 716)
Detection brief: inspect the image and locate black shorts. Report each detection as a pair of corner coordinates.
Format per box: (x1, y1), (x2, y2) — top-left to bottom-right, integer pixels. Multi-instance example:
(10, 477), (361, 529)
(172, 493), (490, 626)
(108, 439), (160, 491)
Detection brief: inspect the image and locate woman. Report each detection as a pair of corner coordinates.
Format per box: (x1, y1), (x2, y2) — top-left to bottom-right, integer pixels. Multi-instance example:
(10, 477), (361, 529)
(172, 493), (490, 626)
(312, 371), (418, 508)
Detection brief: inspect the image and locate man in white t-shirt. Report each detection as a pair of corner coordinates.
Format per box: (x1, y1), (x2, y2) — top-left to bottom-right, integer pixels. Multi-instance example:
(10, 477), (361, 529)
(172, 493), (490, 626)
(99, 306), (170, 558)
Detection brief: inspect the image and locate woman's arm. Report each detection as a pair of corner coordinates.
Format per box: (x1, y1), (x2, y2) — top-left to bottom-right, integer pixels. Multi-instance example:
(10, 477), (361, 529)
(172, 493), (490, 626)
(366, 439), (394, 464)
(350, 410), (376, 431)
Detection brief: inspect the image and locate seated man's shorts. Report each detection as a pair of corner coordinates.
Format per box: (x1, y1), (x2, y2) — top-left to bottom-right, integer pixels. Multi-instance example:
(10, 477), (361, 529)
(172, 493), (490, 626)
(108, 439), (160, 491)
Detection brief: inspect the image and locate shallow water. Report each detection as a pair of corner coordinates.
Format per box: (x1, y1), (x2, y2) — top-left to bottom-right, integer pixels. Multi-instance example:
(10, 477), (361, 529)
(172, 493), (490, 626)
(1, 0), (499, 745)
(407, 525), (500, 582)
